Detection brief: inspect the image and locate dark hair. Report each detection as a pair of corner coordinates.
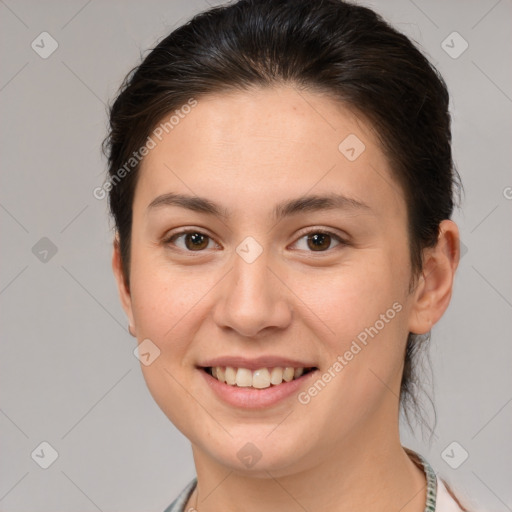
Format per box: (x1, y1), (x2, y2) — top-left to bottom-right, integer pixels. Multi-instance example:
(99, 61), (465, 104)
(102, 0), (462, 432)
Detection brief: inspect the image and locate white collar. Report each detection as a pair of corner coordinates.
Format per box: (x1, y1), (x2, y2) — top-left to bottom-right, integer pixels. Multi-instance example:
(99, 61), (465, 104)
(435, 476), (465, 512)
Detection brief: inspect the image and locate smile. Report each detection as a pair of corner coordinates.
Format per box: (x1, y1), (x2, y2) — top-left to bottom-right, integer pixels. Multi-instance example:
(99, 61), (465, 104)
(204, 366), (317, 389)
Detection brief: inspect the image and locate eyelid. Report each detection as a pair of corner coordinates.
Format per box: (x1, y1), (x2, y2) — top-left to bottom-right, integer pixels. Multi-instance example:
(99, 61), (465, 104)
(163, 226), (348, 254)
(289, 227), (348, 252)
(163, 228), (220, 251)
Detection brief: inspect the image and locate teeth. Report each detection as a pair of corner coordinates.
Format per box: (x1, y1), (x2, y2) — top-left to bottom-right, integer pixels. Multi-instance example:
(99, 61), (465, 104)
(283, 367), (295, 382)
(225, 366), (237, 385)
(208, 366), (312, 388)
(235, 368), (252, 387)
(252, 368), (271, 389)
(270, 367), (283, 385)
(216, 366), (226, 383)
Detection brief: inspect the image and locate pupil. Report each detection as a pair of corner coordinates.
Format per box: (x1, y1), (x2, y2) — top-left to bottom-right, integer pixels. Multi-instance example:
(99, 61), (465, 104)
(186, 233), (208, 250)
(308, 233), (330, 251)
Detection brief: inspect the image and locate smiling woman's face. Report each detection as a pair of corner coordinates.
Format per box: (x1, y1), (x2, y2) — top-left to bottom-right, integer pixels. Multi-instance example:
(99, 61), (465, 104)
(113, 85), (434, 475)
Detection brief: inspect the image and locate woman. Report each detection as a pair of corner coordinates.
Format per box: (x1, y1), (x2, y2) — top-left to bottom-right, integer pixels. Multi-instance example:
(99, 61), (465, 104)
(103, 0), (472, 510)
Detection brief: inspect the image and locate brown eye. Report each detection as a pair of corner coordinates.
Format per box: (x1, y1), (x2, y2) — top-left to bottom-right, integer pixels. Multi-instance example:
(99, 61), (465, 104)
(184, 232), (209, 250)
(307, 232), (332, 251)
(292, 230), (345, 253)
(166, 231), (214, 251)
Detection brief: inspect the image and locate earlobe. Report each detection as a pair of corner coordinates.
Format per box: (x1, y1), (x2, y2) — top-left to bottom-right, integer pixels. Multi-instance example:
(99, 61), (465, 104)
(407, 220), (460, 335)
(111, 236), (135, 331)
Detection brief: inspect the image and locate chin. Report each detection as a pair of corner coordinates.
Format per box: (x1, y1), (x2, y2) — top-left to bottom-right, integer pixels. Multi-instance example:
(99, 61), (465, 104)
(194, 427), (315, 477)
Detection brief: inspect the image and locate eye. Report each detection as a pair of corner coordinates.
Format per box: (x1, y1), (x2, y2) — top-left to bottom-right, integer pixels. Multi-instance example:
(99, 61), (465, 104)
(291, 230), (346, 252)
(164, 230), (218, 252)
(163, 228), (347, 254)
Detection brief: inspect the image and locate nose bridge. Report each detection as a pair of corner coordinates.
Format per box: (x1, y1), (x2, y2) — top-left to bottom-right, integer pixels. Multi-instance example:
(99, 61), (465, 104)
(213, 239), (291, 337)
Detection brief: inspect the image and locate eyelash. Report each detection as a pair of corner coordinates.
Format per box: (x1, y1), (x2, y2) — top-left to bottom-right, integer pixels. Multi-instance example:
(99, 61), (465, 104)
(162, 228), (348, 255)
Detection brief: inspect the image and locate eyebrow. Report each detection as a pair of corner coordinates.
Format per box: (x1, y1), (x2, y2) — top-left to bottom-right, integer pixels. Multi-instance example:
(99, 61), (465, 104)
(146, 192), (372, 220)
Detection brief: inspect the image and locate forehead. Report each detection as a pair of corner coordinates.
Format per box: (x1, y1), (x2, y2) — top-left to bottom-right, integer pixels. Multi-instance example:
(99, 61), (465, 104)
(135, 85), (405, 220)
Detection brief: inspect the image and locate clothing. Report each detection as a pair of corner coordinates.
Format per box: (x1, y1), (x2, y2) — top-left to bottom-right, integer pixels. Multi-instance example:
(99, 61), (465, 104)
(164, 478), (195, 512)
(163, 450), (465, 512)
(437, 478), (466, 512)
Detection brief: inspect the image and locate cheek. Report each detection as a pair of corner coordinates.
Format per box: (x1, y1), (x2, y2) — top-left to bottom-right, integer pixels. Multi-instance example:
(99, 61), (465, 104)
(128, 263), (208, 434)
(297, 256), (406, 347)
(296, 250), (410, 414)
(130, 268), (196, 343)
(296, 265), (407, 431)
(129, 253), (224, 366)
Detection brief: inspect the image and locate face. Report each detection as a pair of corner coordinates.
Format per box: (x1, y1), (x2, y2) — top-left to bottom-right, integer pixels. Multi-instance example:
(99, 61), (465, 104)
(113, 85), (453, 476)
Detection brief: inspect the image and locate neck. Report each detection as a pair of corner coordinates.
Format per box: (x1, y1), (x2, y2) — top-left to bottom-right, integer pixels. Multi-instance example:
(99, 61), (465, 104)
(187, 409), (427, 512)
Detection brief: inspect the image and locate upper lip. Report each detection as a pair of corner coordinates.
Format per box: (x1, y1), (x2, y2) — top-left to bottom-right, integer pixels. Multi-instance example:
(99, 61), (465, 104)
(198, 356), (317, 371)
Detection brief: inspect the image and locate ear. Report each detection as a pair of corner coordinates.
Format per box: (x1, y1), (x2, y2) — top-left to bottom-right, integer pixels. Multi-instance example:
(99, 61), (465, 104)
(112, 235), (135, 335)
(407, 219), (460, 335)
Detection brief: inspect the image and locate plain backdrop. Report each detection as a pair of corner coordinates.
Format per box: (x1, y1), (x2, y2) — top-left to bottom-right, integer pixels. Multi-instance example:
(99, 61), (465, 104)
(1, 0), (511, 511)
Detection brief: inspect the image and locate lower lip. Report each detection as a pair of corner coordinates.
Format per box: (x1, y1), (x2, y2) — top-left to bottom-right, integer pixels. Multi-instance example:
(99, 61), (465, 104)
(199, 369), (318, 409)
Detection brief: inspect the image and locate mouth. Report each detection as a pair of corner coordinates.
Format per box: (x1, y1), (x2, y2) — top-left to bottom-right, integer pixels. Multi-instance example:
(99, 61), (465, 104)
(196, 356), (319, 408)
(201, 366), (318, 389)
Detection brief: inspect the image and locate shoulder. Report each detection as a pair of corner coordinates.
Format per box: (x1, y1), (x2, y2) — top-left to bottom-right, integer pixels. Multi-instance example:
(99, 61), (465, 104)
(436, 477), (466, 511)
(403, 447), (476, 512)
(163, 478), (197, 512)
(437, 477), (486, 512)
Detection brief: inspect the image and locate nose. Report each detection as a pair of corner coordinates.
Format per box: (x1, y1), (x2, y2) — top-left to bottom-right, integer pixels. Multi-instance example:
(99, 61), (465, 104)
(212, 249), (292, 338)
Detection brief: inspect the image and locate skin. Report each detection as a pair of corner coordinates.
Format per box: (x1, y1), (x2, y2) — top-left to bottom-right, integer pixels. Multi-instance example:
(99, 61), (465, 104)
(112, 85), (460, 512)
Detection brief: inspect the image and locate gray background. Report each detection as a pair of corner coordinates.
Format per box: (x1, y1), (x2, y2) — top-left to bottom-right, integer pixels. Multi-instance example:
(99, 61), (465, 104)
(0, 0), (511, 511)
